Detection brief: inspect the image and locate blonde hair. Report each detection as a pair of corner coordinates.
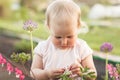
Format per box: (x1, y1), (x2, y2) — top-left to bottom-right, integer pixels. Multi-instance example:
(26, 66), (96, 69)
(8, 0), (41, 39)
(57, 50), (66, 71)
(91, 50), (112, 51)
(45, 0), (81, 29)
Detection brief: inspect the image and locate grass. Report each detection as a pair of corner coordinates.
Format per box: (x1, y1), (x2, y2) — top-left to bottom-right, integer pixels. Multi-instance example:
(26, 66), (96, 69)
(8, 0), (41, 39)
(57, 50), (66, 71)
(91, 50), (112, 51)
(0, 19), (120, 56)
(78, 26), (120, 56)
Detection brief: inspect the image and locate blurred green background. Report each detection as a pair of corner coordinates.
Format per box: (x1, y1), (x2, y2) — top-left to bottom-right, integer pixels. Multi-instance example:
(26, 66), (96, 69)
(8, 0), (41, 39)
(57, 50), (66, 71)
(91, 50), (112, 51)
(0, 0), (120, 56)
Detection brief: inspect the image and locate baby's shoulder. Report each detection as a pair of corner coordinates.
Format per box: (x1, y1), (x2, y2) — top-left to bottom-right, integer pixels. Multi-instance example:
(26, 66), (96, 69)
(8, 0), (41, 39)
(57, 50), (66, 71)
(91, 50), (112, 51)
(34, 39), (51, 54)
(76, 38), (87, 46)
(37, 37), (51, 47)
(37, 40), (50, 48)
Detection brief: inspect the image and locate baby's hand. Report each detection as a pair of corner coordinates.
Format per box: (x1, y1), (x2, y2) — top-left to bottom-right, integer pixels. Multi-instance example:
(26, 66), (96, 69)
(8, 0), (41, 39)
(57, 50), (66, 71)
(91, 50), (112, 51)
(69, 63), (83, 76)
(47, 68), (65, 79)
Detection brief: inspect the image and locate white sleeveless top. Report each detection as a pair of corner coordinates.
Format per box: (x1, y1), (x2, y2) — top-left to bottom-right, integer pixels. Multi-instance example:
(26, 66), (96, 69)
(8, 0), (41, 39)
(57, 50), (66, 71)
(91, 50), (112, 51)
(34, 37), (93, 80)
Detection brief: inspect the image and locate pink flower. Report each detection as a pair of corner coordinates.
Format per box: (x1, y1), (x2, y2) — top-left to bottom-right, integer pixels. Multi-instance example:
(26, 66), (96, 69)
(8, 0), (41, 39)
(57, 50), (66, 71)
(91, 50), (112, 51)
(20, 74), (25, 80)
(0, 54), (4, 63)
(107, 64), (112, 71)
(107, 64), (119, 79)
(100, 42), (113, 53)
(0, 54), (6, 67)
(6, 62), (14, 75)
(0, 54), (3, 63)
(2, 58), (6, 67)
(15, 68), (25, 80)
(15, 68), (23, 78)
(0, 54), (25, 80)
(23, 20), (38, 31)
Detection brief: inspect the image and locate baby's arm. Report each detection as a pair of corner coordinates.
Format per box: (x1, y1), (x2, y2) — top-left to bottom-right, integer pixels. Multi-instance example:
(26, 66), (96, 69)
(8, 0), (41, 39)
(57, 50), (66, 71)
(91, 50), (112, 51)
(81, 54), (97, 80)
(30, 54), (49, 80)
(30, 54), (64, 80)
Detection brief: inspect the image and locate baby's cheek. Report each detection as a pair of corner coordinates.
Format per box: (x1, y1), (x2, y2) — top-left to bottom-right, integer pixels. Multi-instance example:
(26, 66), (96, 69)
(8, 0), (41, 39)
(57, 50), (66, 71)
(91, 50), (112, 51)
(68, 41), (75, 46)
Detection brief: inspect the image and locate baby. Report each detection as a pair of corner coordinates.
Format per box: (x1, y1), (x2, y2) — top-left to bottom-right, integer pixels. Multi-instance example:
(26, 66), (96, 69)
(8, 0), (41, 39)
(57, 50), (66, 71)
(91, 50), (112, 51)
(30, 0), (97, 80)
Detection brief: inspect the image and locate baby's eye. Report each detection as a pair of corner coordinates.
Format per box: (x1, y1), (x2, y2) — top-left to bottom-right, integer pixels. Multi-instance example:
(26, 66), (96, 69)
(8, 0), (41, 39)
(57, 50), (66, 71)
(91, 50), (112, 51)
(67, 36), (73, 38)
(55, 36), (62, 39)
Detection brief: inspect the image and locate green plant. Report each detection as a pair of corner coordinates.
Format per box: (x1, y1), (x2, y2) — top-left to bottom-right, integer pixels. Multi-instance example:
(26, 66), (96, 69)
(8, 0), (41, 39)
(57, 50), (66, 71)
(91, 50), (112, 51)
(11, 52), (30, 64)
(80, 67), (96, 80)
(59, 68), (72, 80)
(59, 67), (96, 80)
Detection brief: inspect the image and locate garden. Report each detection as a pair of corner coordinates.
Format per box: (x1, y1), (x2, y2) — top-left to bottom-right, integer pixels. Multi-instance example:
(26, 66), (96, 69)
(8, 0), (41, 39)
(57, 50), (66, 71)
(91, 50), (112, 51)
(0, 0), (120, 80)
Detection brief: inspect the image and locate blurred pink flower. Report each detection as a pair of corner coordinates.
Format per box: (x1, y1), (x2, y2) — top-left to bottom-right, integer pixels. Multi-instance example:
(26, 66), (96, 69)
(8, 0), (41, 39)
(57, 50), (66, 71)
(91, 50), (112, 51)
(15, 68), (23, 78)
(107, 64), (119, 80)
(0, 54), (6, 67)
(20, 74), (25, 80)
(100, 42), (113, 53)
(15, 68), (25, 80)
(0, 53), (25, 80)
(0, 54), (3, 63)
(23, 20), (38, 31)
(6, 62), (14, 75)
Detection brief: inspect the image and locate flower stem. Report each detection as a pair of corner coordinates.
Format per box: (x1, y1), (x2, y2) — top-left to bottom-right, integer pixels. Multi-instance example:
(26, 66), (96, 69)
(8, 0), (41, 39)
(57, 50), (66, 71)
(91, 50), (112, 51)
(105, 53), (108, 80)
(30, 32), (33, 61)
(22, 63), (28, 76)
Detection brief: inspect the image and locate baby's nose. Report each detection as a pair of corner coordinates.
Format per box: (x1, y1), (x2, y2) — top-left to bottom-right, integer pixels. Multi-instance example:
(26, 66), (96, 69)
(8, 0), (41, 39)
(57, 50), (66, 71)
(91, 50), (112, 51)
(61, 38), (67, 45)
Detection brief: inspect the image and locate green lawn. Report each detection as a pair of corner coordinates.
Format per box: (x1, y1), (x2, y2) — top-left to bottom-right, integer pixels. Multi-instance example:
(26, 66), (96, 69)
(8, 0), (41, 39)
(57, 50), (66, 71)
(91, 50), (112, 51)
(0, 19), (120, 56)
(78, 26), (120, 56)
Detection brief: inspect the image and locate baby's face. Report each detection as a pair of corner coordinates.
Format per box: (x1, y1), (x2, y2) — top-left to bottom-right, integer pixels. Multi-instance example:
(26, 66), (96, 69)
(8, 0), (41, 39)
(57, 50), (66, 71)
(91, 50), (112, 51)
(50, 19), (78, 49)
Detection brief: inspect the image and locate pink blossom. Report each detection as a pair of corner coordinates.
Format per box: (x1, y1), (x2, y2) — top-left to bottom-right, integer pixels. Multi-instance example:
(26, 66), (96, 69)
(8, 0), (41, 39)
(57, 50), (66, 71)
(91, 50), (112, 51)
(0, 54), (4, 63)
(15, 68), (25, 80)
(15, 68), (23, 78)
(2, 58), (6, 67)
(6, 62), (14, 75)
(107, 64), (119, 79)
(100, 42), (113, 53)
(23, 20), (38, 31)
(0, 54), (3, 63)
(0, 54), (6, 67)
(107, 64), (112, 71)
(20, 74), (25, 80)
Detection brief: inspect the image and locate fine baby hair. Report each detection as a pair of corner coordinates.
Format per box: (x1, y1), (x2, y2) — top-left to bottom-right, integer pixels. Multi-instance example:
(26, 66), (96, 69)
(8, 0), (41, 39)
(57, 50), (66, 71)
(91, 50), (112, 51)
(45, 0), (88, 34)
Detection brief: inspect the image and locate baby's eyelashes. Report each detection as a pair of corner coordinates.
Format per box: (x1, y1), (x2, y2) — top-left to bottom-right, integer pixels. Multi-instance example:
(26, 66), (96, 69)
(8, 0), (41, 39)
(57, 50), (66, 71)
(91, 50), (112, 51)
(55, 36), (62, 39)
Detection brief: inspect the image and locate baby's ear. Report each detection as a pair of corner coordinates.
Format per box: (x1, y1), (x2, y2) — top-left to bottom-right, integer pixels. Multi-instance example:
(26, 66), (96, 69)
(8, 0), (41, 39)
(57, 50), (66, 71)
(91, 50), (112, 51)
(77, 18), (81, 29)
(45, 20), (50, 29)
(78, 21), (81, 29)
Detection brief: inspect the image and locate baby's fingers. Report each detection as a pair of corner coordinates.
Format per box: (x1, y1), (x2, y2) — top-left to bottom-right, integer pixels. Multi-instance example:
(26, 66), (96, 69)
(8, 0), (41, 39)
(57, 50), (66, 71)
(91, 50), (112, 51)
(47, 68), (64, 79)
(71, 67), (81, 74)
